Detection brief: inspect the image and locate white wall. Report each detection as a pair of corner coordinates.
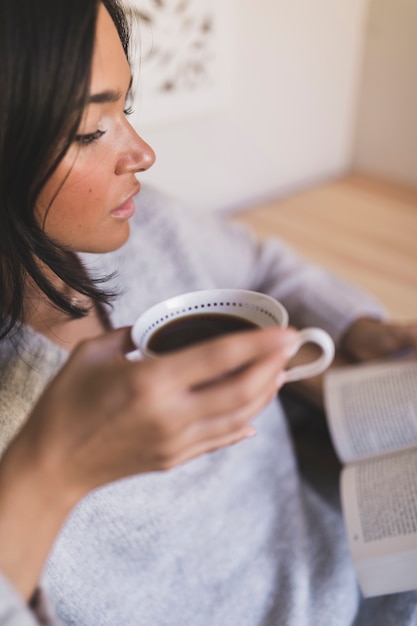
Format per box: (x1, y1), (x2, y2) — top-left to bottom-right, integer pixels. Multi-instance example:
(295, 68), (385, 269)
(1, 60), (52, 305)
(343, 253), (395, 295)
(130, 0), (369, 212)
(353, 0), (417, 188)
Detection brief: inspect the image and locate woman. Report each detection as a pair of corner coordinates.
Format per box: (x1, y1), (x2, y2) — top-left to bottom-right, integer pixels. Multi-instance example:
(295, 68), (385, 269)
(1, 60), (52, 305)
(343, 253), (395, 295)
(0, 0), (416, 624)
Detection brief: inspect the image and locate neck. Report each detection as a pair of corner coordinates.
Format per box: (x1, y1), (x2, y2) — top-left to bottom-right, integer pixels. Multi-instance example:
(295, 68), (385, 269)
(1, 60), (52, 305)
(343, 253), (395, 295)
(21, 255), (110, 350)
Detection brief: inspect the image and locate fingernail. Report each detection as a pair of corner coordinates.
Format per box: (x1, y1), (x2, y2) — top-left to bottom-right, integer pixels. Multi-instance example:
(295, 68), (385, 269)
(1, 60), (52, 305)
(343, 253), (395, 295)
(276, 372), (287, 389)
(243, 425), (257, 439)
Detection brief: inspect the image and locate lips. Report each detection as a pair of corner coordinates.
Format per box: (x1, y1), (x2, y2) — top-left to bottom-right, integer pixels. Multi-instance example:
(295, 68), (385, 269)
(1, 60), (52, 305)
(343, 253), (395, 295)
(111, 197), (135, 219)
(111, 184), (140, 219)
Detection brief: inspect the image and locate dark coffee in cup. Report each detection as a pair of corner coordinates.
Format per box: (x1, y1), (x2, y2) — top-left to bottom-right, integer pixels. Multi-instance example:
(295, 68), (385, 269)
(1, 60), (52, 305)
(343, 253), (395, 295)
(148, 313), (258, 354)
(132, 289), (334, 381)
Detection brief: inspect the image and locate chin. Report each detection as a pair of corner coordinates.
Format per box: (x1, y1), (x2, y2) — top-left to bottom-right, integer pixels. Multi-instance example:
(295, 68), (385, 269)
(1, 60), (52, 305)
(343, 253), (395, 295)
(77, 223), (131, 254)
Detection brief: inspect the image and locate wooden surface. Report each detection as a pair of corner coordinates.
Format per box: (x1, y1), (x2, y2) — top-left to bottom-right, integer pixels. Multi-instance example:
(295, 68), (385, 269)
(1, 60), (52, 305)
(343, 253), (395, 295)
(234, 174), (417, 321)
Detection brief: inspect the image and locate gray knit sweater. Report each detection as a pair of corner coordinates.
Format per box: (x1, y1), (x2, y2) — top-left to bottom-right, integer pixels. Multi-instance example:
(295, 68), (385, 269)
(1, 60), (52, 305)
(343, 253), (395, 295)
(1, 186), (416, 625)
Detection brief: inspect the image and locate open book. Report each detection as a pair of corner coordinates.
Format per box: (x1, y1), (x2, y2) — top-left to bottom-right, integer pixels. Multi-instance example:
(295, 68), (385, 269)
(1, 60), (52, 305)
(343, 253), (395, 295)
(323, 358), (417, 598)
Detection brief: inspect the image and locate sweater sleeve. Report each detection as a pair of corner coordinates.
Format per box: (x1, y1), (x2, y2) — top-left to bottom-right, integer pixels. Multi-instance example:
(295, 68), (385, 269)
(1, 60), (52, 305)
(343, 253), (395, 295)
(164, 197), (386, 345)
(0, 576), (61, 626)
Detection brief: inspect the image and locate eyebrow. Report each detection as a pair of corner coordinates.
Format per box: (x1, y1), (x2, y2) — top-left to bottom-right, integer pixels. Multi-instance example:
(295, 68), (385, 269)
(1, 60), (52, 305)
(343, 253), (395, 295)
(88, 90), (122, 104)
(88, 76), (133, 105)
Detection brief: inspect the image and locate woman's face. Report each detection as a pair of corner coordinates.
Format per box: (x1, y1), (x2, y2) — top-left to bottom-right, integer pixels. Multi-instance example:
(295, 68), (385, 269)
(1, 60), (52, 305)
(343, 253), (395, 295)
(36, 4), (156, 253)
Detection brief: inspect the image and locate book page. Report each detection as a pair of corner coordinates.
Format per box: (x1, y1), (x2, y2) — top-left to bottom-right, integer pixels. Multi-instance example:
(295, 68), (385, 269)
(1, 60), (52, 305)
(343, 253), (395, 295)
(324, 359), (417, 464)
(341, 449), (417, 597)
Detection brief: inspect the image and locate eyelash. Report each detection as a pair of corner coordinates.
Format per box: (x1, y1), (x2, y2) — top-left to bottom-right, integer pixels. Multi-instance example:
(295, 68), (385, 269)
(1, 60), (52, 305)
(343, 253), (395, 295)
(74, 107), (134, 145)
(75, 129), (106, 146)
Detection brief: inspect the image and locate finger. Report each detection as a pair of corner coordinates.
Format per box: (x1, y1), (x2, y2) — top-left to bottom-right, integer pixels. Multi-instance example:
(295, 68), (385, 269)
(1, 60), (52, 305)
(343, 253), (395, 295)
(139, 362), (280, 464)
(394, 323), (417, 353)
(73, 326), (135, 364)
(157, 326), (299, 391)
(185, 348), (286, 420)
(187, 377), (279, 446)
(369, 323), (417, 359)
(171, 423), (259, 468)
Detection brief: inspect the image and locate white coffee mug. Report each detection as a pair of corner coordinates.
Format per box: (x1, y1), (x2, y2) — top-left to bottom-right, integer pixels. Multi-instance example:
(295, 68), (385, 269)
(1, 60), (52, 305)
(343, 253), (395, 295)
(131, 289), (335, 382)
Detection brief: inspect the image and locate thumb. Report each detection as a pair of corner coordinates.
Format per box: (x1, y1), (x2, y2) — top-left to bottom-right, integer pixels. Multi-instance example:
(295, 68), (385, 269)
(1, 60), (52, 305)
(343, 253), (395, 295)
(79, 326), (136, 362)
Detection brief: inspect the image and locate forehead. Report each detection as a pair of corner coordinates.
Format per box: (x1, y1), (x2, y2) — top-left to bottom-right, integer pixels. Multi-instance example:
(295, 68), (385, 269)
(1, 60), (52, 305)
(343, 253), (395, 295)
(91, 4), (130, 93)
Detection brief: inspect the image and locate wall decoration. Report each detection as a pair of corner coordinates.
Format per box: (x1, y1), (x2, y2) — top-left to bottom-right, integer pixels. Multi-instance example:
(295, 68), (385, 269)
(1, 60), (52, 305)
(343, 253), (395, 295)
(127, 0), (226, 127)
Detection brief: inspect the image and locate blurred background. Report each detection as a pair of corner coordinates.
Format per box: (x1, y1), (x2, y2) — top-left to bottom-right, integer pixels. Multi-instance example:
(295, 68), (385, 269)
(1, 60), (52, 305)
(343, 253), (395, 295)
(125, 0), (417, 319)
(127, 0), (417, 212)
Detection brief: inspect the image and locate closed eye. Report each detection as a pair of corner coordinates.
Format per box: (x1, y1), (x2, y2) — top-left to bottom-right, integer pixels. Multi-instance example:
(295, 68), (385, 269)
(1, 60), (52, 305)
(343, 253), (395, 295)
(75, 129), (106, 146)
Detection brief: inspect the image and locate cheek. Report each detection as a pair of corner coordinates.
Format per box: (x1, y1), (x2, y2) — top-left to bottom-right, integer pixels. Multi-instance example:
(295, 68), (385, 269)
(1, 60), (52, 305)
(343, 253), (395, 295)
(46, 185), (103, 237)
(38, 176), (130, 253)
(40, 166), (106, 229)
(35, 156), (129, 252)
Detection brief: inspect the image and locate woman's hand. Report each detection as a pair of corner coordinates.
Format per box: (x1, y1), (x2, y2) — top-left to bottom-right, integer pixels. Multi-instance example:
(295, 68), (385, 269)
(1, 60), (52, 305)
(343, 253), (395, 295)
(26, 325), (297, 487)
(339, 317), (417, 362)
(0, 325), (297, 599)
(283, 318), (417, 410)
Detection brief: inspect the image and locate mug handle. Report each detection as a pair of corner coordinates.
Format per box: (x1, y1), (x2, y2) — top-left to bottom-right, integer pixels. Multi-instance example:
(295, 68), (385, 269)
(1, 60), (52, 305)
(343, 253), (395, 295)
(284, 328), (335, 383)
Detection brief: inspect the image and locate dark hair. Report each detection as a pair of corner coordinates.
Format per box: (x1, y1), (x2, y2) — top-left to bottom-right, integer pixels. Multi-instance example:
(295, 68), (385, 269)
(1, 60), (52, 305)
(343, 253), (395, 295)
(0, 0), (130, 340)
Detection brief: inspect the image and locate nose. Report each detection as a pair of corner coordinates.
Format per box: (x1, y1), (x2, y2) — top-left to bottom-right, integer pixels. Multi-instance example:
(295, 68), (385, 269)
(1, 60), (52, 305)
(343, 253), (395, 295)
(115, 124), (156, 175)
